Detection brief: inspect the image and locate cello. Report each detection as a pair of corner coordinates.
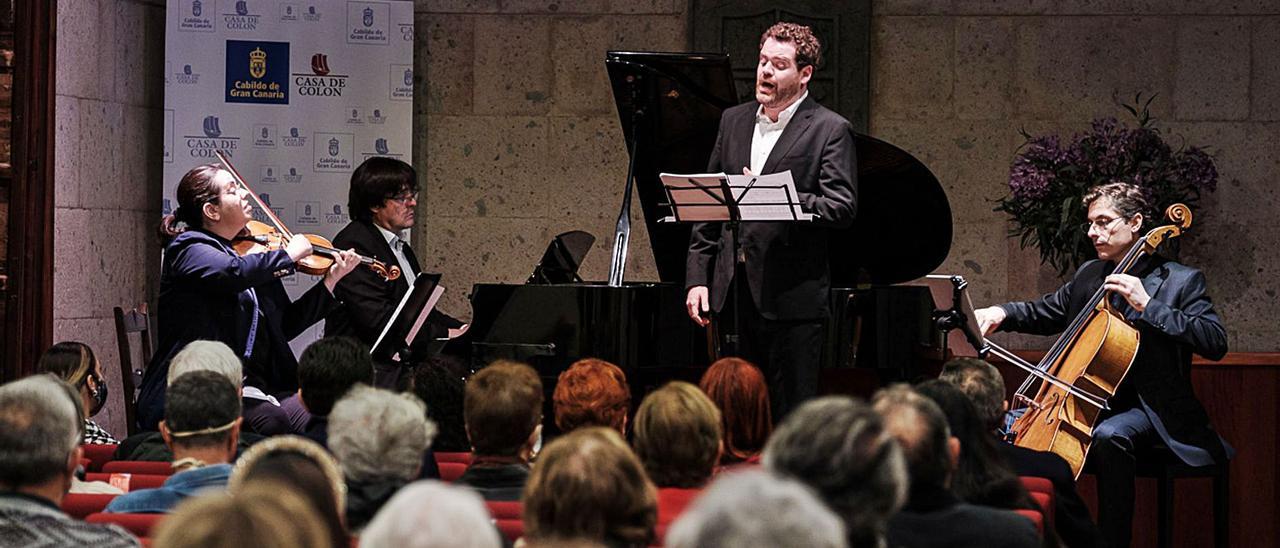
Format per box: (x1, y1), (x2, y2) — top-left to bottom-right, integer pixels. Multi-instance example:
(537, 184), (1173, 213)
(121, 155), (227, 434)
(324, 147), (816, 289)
(979, 203), (1193, 478)
(214, 150), (401, 281)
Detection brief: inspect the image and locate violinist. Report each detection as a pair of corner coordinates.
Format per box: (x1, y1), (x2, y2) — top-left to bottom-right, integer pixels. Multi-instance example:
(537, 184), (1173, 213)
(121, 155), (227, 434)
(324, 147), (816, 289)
(974, 182), (1229, 548)
(135, 164), (360, 433)
(324, 157), (465, 389)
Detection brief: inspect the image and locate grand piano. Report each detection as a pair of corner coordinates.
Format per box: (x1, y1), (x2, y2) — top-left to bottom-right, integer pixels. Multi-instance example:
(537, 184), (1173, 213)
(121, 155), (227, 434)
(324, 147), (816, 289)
(443, 52), (952, 396)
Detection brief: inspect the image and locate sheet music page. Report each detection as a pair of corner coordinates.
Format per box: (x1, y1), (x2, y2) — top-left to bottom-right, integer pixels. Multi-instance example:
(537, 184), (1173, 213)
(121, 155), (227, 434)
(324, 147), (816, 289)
(726, 172), (813, 221)
(371, 279), (417, 359)
(403, 285), (445, 352)
(659, 173), (731, 221)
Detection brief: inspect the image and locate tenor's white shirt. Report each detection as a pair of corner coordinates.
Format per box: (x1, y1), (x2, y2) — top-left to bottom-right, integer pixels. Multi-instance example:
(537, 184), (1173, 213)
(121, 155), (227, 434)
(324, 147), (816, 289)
(374, 223), (416, 285)
(750, 90), (807, 175)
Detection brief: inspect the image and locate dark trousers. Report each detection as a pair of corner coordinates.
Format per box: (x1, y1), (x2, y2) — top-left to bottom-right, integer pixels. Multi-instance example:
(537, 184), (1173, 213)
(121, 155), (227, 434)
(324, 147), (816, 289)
(721, 269), (825, 421)
(1089, 407), (1157, 548)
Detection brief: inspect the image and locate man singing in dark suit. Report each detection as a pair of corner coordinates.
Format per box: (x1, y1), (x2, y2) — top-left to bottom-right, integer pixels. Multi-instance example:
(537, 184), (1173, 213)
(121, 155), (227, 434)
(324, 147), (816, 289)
(325, 157), (465, 389)
(685, 22), (856, 418)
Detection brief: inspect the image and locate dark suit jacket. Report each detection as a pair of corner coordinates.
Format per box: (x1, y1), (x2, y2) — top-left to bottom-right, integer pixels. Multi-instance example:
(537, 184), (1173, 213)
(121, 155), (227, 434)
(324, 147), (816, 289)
(323, 219), (461, 348)
(998, 256), (1229, 465)
(686, 96), (857, 320)
(999, 442), (1102, 548)
(137, 229), (338, 431)
(887, 486), (1041, 548)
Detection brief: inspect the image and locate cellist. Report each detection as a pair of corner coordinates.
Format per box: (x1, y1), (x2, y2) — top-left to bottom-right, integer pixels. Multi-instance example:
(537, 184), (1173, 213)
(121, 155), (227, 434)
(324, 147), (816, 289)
(974, 182), (1230, 548)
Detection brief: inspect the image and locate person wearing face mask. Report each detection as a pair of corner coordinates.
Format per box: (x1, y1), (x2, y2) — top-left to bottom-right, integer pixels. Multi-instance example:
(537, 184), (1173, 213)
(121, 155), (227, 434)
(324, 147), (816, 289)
(974, 182), (1230, 548)
(38, 342), (116, 445)
(685, 22), (856, 420)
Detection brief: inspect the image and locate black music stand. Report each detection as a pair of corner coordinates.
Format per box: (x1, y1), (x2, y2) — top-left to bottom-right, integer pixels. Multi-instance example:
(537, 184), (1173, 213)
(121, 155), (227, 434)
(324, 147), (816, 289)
(909, 274), (989, 358)
(371, 273), (446, 365)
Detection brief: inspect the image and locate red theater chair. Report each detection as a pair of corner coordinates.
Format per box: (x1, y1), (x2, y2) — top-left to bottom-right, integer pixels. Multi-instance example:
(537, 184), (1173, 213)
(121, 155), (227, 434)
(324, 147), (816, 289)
(87, 512), (165, 538)
(61, 493), (117, 519)
(655, 487), (701, 543)
(1014, 509), (1044, 536)
(438, 462), (468, 483)
(102, 461), (175, 476)
(81, 444), (119, 472)
(486, 501), (523, 543)
(84, 473), (169, 492)
(434, 452), (473, 465)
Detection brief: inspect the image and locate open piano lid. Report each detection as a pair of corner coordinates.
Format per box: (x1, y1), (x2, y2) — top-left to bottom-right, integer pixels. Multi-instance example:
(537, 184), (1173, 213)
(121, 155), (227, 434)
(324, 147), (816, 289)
(606, 51), (951, 287)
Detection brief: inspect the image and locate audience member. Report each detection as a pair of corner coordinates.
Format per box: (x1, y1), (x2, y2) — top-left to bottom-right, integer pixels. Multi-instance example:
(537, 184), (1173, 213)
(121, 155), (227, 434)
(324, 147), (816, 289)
(763, 396), (906, 548)
(230, 435), (348, 547)
(632, 382), (721, 536)
(105, 371), (241, 513)
(361, 480), (502, 548)
(412, 357), (470, 452)
(665, 469), (846, 548)
(522, 427), (656, 547)
(872, 384), (1039, 548)
(293, 336), (376, 447)
(698, 357), (772, 465)
(153, 482), (336, 548)
(328, 385), (437, 531)
(37, 342), (117, 445)
(0, 374), (137, 547)
(940, 358), (1101, 548)
(553, 358), (630, 435)
(457, 360), (542, 501)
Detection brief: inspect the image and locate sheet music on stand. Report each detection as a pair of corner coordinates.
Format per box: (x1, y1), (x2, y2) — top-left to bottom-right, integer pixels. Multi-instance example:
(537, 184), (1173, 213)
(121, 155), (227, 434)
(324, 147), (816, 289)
(371, 272), (446, 364)
(658, 171), (815, 222)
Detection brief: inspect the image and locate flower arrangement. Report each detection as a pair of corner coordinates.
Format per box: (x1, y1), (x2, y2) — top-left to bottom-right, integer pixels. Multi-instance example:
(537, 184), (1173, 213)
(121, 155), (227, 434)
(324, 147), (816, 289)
(994, 95), (1219, 274)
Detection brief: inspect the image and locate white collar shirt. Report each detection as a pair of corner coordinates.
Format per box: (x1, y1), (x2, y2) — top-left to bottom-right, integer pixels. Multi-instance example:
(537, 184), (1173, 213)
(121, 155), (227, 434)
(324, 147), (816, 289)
(750, 90), (807, 175)
(374, 223), (416, 285)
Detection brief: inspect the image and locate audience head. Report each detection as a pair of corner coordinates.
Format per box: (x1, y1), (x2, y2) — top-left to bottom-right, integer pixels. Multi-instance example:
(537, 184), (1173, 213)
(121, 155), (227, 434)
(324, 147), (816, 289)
(553, 358), (630, 435)
(329, 385), (436, 484)
(298, 336), (374, 417)
(939, 357), (1006, 430)
(523, 427), (656, 547)
(915, 379), (1028, 508)
(665, 470), (846, 548)
(168, 340), (244, 390)
(37, 341), (108, 419)
(154, 483), (337, 548)
(464, 360), (543, 459)
(0, 375), (84, 496)
(412, 357), (469, 452)
(698, 357), (772, 463)
(361, 480), (502, 548)
(162, 371), (242, 461)
(871, 384), (959, 495)
(230, 435), (348, 547)
(764, 396), (905, 548)
(632, 381), (722, 488)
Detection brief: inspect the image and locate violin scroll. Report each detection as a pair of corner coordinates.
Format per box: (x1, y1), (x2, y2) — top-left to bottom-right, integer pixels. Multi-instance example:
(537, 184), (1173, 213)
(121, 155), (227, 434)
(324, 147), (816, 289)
(369, 262), (402, 281)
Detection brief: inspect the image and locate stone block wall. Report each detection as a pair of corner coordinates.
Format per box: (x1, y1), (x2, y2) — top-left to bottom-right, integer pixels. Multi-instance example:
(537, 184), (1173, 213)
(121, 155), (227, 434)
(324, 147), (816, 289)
(53, 0), (165, 437)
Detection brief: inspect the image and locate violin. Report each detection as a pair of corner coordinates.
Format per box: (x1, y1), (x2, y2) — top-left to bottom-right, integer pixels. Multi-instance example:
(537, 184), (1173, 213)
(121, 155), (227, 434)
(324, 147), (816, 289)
(215, 150), (401, 282)
(980, 203), (1193, 478)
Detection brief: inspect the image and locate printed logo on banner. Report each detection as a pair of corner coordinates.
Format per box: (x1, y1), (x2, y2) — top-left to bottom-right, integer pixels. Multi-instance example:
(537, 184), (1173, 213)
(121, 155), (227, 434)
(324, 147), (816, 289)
(184, 115), (239, 159)
(253, 124), (277, 147)
(399, 21), (412, 41)
(226, 40), (289, 104)
(164, 109), (175, 163)
(326, 204), (350, 225)
(284, 166), (304, 184)
(389, 65), (412, 101)
(363, 136), (402, 158)
(305, 5), (322, 22)
(261, 165), (279, 184)
(281, 3), (298, 21)
(346, 107), (364, 125)
(296, 201), (320, 225)
(254, 192), (285, 224)
(163, 198), (174, 216)
(180, 0), (216, 32)
(367, 108), (386, 124)
(314, 133), (354, 172)
(283, 126), (308, 147)
(224, 0), (261, 31)
(293, 53), (348, 98)
(174, 63), (202, 85)
(347, 2), (389, 45)
(165, 62), (172, 86)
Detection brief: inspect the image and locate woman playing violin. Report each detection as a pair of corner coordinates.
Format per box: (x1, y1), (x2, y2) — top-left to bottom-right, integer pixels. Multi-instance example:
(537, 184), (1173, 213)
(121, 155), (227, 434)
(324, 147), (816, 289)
(975, 182), (1229, 548)
(135, 164), (360, 433)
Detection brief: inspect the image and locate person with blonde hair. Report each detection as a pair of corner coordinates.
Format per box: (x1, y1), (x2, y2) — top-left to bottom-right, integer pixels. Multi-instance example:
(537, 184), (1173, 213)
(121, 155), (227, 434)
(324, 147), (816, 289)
(632, 382), (722, 538)
(152, 483), (336, 548)
(37, 342), (116, 445)
(360, 480), (502, 548)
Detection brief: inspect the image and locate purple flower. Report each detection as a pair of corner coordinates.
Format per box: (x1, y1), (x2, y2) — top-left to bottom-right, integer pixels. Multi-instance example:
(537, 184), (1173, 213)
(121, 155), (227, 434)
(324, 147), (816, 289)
(1173, 147), (1219, 193)
(1009, 159), (1053, 200)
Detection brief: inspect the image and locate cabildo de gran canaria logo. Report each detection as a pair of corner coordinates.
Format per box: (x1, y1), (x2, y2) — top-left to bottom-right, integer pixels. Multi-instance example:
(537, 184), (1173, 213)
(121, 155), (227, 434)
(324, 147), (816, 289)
(180, 0), (215, 32)
(314, 132), (354, 172)
(347, 2), (388, 45)
(293, 53), (348, 98)
(224, 0), (261, 31)
(226, 40), (289, 105)
(184, 115), (239, 159)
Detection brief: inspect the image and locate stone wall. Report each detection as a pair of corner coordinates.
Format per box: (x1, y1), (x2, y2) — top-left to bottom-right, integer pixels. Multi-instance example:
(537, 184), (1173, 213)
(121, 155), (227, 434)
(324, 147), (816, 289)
(869, 2), (1280, 352)
(53, 0), (165, 437)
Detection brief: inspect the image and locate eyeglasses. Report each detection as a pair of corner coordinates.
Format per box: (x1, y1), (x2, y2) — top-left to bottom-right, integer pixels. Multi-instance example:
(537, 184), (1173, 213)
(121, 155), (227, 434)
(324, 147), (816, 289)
(388, 192), (419, 204)
(1080, 216), (1125, 234)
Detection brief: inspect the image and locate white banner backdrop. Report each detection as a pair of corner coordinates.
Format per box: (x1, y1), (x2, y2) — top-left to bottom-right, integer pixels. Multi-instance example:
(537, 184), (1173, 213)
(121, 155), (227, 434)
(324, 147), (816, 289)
(164, 0), (415, 354)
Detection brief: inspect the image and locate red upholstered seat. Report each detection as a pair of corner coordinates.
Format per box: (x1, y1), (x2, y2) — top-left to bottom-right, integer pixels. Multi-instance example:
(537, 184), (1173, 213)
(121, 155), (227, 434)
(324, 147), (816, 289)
(1014, 509), (1044, 535)
(84, 473), (169, 492)
(435, 452), (473, 465)
(1028, 491), (1054, 528)
(61, 493), (117, 519)
(87, 512), (165, 537)
(81, 444), (119, 473)
(655, 487), (702, 544)
(102, 461), (175, 476)
(1019, 476), (1055, 525)
(485, 501), (523, 543)
(438, 462), (468, 483)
